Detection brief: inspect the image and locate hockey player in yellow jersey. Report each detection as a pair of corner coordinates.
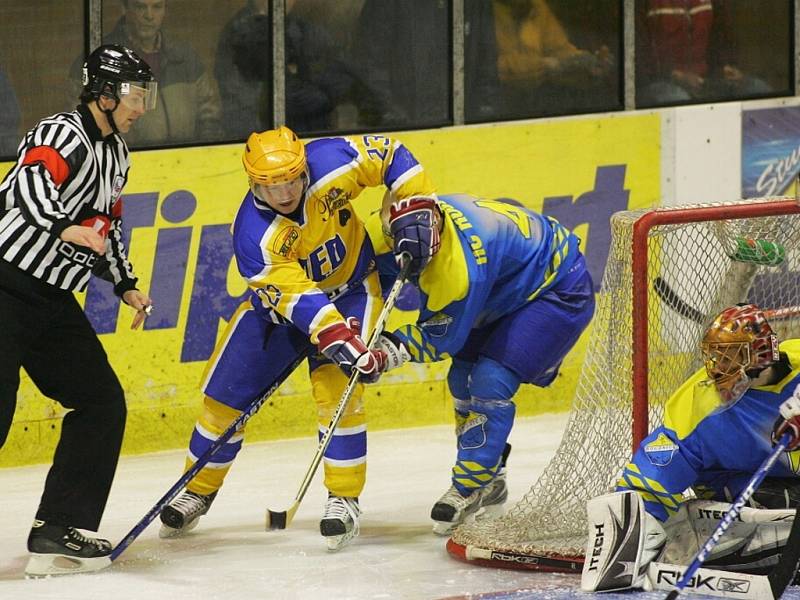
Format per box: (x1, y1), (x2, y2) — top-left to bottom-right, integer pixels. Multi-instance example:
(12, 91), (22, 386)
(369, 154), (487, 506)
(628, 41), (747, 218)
(159, 126), (435, 550)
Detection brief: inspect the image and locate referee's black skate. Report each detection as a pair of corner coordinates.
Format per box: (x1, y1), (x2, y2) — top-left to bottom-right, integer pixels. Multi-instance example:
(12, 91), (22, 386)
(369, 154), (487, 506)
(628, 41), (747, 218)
(159, 490), (217, 538)
(25, 520), (112, 577)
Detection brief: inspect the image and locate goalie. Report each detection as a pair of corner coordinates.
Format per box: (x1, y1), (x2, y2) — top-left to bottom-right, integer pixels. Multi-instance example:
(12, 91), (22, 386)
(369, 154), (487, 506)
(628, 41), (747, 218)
(582, 303), (800, 593)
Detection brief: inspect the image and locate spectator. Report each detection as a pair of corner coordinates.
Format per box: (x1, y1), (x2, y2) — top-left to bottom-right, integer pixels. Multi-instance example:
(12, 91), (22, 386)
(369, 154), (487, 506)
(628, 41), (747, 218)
(492, 0), (613, 117)
(637, 0), (771, 106)
(0, 66), (21, 157)
(99, 0), (222, 146)
(352, 0), (501, 128)
(215, 0), (377, 138)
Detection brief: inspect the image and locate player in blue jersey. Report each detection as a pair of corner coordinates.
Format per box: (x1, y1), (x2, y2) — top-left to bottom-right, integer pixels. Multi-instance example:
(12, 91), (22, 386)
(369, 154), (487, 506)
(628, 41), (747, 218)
(159, 126), (435, 550)
(365, 193), (596, 534)
(583, 303), (800, 593)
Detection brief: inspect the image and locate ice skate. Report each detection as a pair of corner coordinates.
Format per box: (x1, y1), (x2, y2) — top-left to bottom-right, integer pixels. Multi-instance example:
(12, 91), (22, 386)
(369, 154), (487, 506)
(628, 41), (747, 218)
(159, 490), (217, 538)
(430, 471), (508, 535)
(25, 520), (112, 577)
(320, 494), (360, 551)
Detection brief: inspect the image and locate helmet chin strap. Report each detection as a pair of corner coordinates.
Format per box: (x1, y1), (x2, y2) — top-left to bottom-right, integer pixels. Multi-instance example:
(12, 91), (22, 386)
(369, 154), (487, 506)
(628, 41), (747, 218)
(95, 97), (120, 135)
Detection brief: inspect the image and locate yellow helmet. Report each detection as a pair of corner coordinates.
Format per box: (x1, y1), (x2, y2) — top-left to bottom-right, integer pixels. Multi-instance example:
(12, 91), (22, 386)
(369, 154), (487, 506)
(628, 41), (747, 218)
(700, 303), (779, 403)
(242, 126), (306, 185)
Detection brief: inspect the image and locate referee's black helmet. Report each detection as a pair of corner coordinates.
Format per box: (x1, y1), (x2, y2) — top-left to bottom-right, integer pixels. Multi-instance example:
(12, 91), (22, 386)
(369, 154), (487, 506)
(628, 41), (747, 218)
(81, 44), (156, 109)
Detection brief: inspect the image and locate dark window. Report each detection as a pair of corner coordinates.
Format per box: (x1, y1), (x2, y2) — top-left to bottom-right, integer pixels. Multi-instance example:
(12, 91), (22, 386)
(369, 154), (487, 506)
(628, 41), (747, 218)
(0, 2), (83, 158)
(635, 0), (791, 108)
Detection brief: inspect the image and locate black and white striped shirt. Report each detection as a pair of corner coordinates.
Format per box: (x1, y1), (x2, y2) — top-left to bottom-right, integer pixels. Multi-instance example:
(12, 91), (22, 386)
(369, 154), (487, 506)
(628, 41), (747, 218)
(0, 104), (138, 294)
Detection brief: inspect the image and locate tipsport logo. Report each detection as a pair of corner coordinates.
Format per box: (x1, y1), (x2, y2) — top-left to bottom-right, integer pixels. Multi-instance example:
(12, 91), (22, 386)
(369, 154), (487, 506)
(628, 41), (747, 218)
(85, 164), (633, 363)
(84, 190), (245, 363)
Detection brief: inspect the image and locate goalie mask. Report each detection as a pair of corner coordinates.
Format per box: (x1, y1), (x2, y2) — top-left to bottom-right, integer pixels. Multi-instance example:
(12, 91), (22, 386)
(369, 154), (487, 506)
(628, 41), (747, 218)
(701, 304), (779, 404)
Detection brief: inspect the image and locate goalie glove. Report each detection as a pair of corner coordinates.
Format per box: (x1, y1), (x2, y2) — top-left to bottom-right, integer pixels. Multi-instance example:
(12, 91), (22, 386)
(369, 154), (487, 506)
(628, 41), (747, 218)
(374, 331), (411, 371)
(772, 384), (800, 451)
(389, 196), (441, 278)
(317, 317), (387, 383)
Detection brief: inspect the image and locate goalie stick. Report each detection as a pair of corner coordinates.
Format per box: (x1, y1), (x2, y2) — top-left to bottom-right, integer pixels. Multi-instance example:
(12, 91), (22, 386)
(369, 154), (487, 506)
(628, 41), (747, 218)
(664, 433), (794, 599)
(266, 253), (412, 531)
(654, 276), (800, 325)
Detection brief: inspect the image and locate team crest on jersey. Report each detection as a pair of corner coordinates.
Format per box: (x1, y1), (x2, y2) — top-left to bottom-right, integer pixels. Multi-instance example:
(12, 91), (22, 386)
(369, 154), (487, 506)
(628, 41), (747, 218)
(420, 313), (453, 338)
(111, 175), (125, 204)
(273, 227), (300, 257)
(644, 433), (679, 466)
(316, 187), (350, 221)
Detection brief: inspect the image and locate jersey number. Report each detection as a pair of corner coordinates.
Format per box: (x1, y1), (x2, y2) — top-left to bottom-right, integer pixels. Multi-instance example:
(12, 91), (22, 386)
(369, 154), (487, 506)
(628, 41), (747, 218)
(362, 135), (390, 161)
(475, 200), (532, 239)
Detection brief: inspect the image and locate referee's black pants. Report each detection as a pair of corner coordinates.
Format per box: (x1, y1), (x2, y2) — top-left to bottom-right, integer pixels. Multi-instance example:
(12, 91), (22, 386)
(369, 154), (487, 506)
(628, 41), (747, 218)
(0, 260), (126, 531)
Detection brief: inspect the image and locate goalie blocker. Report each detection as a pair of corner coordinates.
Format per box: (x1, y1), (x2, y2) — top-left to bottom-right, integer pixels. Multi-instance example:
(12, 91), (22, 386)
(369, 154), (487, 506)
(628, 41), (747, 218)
(582, 491), (800, 598)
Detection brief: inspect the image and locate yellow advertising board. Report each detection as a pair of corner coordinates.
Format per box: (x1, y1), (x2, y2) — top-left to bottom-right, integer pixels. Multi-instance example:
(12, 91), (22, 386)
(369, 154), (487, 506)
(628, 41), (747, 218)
(0, 113), (660, 466)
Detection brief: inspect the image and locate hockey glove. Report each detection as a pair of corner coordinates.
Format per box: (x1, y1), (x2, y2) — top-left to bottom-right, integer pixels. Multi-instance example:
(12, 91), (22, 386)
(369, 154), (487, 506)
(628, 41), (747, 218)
(375, 331), (411, 372)
(317, 317), (386, 383)
(389, 196), (441, 279)
(772, 385), (800, 451)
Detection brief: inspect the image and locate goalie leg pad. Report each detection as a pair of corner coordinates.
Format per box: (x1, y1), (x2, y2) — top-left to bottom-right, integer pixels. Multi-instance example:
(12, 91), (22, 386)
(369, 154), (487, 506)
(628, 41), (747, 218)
(680, 500), (795, 574)
(581, 491), (666, 592)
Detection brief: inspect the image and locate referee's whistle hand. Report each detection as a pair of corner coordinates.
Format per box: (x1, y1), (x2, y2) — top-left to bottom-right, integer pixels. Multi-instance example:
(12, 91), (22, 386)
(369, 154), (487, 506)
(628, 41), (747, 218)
(60, 225), (106, 254)
(123, 289), (153, 330)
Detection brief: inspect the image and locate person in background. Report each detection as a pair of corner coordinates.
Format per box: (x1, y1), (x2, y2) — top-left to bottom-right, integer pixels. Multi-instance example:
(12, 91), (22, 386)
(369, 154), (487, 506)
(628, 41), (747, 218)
(215, 0), (376, 138)
(492, 0), (614, 117)
(101, 0), (222, 145)
(636, 0), (770, 106)
(352, 0), (501, 127)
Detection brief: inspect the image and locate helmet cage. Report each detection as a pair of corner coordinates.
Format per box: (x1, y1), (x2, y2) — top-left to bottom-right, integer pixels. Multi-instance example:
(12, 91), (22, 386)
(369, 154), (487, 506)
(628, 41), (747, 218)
(700, 304), (780, 403)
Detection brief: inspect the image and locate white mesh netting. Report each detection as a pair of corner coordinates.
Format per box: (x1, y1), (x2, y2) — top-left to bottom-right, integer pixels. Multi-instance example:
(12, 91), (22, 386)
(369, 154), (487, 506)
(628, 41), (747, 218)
(450, 198), (800, 561)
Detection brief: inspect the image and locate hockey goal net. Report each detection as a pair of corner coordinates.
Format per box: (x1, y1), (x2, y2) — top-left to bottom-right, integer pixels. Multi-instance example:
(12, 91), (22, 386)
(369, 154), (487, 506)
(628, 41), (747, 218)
(448, 197), (800, 572)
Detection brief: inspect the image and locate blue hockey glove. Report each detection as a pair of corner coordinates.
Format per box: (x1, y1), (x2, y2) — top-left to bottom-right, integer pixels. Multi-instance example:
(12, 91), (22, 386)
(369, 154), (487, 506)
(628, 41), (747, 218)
(389, 196), (441, 278)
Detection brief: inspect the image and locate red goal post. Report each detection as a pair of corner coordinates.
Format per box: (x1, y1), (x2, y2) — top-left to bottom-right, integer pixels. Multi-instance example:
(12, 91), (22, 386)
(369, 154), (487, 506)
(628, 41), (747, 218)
(448, 197), (800, 572)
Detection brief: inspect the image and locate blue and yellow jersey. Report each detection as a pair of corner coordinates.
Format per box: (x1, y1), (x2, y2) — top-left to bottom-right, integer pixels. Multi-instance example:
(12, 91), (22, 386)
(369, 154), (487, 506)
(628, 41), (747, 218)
(617, 340), (800, 522)
(366, 193), (581, 362)
(232, 134), (435, 343)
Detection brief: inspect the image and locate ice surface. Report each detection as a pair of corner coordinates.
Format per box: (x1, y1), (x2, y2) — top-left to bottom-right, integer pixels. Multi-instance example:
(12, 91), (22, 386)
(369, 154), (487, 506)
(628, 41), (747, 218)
(1, 413), (798, 600)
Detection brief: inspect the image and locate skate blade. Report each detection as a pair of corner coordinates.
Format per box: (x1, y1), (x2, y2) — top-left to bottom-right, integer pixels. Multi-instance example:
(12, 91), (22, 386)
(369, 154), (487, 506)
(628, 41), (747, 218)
(431, 503), (506, 536)
(324, 529), (357, 552)
(158, 516), (201, 539)
(25, 553), (111, 578)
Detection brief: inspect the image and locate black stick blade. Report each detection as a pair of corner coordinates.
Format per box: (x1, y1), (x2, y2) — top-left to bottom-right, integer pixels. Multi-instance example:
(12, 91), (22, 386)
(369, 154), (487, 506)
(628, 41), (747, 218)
(267, 509), (287, 530)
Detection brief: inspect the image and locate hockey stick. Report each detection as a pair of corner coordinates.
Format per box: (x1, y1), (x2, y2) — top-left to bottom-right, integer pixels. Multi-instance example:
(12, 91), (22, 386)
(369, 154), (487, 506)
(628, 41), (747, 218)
(654, 276), (800, 325)
(664, 432), (792, 599)
(110, 349), (311, 562)
(266, 253), (412, 530)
